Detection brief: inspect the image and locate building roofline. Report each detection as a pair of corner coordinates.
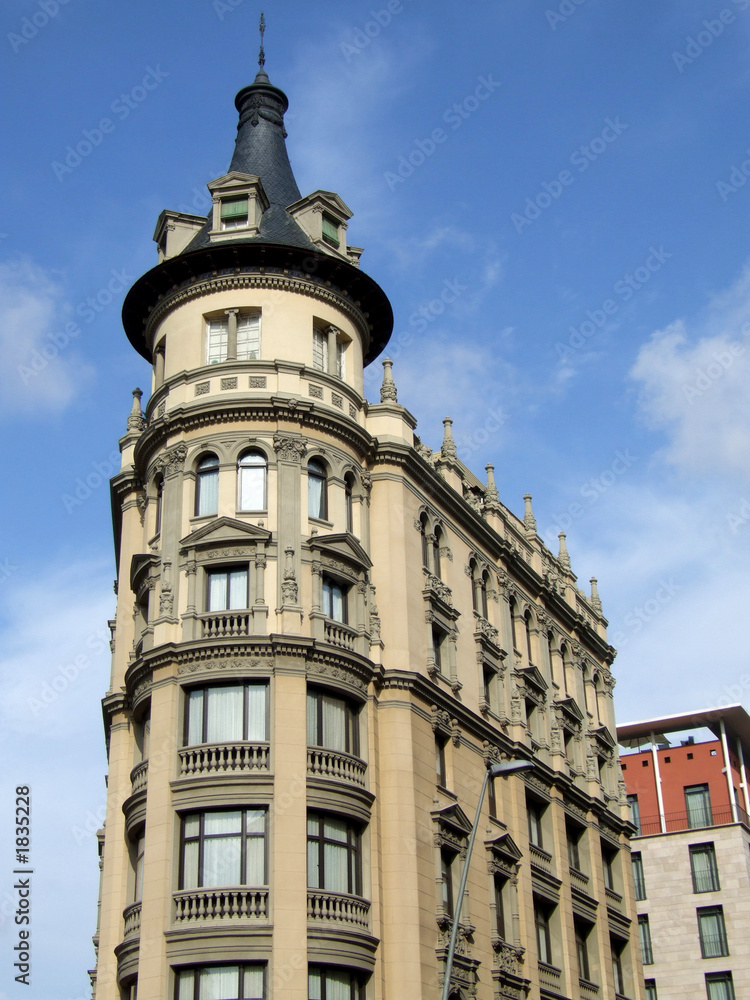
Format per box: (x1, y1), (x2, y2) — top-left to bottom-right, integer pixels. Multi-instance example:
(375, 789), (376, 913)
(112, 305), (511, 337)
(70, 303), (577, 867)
(617, 704), (750, 752)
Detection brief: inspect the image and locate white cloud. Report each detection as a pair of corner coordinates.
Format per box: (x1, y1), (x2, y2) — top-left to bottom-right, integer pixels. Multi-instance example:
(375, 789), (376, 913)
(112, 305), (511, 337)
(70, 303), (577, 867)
(630, 264), (750, 481)
(0, 258), (95, 416)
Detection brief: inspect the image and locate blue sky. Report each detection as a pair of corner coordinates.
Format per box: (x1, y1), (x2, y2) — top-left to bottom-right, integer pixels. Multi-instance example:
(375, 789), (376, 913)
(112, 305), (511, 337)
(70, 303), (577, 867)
(2, 0), (750, 995)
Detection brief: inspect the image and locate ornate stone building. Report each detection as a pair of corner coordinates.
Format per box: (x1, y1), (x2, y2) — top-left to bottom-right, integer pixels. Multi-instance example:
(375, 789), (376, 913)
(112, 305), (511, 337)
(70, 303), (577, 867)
(93, 56), (643, 1000)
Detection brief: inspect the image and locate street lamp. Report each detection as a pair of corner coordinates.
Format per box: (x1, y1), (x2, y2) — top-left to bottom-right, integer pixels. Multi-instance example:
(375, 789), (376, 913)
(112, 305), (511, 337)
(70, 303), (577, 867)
(440, 758), (535, 1000)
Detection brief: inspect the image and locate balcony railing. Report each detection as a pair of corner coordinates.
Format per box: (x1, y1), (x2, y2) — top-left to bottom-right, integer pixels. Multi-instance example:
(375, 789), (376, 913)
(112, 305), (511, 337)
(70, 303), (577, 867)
(200, 611), (251, 639)
(529, 843), (553, 872)
(323, 620), (358, 650)
(178, 742), (270, 777)
(129, 760), (148, 795)
(605, 887), (623, 910)
(307, 890), (370, 928)
(538, 962), (562, 989)
(579, 979), (600, 997)
(307, 747), (367, 787)
(635, 805), (749, 836)
(122, 902), (141, 938)
(173, 887), (268, 922)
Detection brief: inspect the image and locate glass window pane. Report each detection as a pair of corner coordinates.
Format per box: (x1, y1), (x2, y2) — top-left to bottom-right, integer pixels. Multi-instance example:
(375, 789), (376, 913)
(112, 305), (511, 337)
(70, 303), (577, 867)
(245, 835), (265, 885)
(313, 330), (327, 370)
(182, 840), (199, 889)
(242, 967), (264, 1000)
(246, 684), (267, 741)
(323, 842), (349, 892)
(208, 572), (228, 611)
(239, 465), (265, 510)
(307, 838), (320, 888)
(325, 970), (352, 1000)
(206, 686), (243, 743)
(199, 966), (239, 1000)
(308, 469), (324, 518)
(237, 316), (260, 359)
(203, 835), (241, 886)
(177, 971), (194, 1000)
(307, 691), (319, 745)
(207, 320), (228, 364)
(187, 689), (204, 744)
(228, 569), (248, 609)
(686, 785), (712, 828)
(204, 812), (242, 836)
(198, 467), (219, 516)
(322, 695), (347, 752)
(323, 817), (348, 842)
(308, 969), (323, 1000)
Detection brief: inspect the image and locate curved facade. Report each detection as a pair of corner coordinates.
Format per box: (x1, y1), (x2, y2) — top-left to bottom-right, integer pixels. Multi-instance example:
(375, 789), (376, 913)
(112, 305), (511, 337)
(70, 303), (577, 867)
(93, 65), (644, 1000)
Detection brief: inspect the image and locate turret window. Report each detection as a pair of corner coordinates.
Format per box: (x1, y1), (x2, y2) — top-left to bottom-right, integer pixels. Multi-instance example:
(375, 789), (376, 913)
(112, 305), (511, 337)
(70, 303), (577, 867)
(307, 813), (361, 895)
(220, 197), (249, 230)
(238, 451), (267, 511)
(180, 809), (267, 888)
(207, 319), (229, 364)
(177, 965), (265, 1000)
(308, 967), (364, 1000)
(207, 314), (261, 364)
(195, 454), (220, 516)
(307, 687), (359, 755)
(313, 329), (328, 371)
(185, 683), (268, 745)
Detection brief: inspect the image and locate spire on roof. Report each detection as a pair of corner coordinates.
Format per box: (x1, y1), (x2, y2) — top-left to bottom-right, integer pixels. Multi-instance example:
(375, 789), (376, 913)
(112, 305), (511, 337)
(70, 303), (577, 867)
(380, 357), (398, 403)
(484, 464), (500, 510)
(258, 11), (266, 71)
(558, 531), (571, 570)
(523, 493), (536, 533)
(441, 417), (457, 460)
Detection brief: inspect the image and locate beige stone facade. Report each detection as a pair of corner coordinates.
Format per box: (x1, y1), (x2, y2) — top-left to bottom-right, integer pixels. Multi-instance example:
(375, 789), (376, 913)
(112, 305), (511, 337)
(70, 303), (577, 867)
(92, 66), (643, 1000)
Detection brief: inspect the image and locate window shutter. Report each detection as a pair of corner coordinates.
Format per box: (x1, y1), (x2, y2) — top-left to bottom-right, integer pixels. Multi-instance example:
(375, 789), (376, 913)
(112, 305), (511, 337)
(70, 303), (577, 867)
(221, 197), (248, 219)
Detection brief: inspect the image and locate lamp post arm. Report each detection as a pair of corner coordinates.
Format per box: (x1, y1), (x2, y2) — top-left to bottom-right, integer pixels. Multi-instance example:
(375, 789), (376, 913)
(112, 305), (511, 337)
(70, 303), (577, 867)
(440, 767), (490, 1000)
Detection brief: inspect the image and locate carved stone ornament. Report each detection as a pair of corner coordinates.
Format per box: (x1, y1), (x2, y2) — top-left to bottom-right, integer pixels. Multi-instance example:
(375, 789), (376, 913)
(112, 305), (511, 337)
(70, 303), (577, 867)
(360, 471), (372, 496)
(136, 492), (146, 526)
(474, 616), (499, 644)
(425, 573), (453, 607)
(307, 659), (367, 692)
(273, 433), (307, 463)
(281, 546), (298, 604)
(177, 657), (262, 676)
(156, 443), (188, 478)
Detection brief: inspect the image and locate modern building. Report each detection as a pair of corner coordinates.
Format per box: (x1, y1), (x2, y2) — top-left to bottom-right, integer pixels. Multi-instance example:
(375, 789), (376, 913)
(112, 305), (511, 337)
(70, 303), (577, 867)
(618, 705), (750, 1000)
(92, 50), (644, 1000)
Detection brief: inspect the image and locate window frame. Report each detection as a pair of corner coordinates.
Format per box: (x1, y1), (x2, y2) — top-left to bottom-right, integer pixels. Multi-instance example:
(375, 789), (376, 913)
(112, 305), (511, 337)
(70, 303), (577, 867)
(307, 687), (360, 757)
(176, 963), (265, 1000)
(179, 809), (268, 890)
(638, 914), (654, 965)
(195, 454), (220, 517)
(574, 919), (591, 982)
(206, 565), (249, 612)
(220, 196), (250, 230)
(440, 847), (456, 919)
(527, 799), (545, 850)
(611, 936), (627, 994)
(308, 966), (364, 1000)
(685, 783), (713, 829)
(690, 842), (720, 894)
(534, 898), (554, 965)
(321, 573), (348, 624)
(627, 793), (641, 835)
(307, 812), (362, 896)
(632, 851), (646, 900)
(184, 682), (269, 746)
(705, 972), (736, 1000)
(697, 905), (729, 959)
(435, 734), (448, 788)
(307, 458), (328, 520)
(493, 872), (507, 940)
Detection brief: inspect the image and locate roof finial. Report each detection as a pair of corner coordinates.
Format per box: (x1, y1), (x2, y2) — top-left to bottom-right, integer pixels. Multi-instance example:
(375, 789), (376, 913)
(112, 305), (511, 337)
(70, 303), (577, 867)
(380, 357), (398, 403)
(523, 493), (537, 533)
(258, 11), (266, 70)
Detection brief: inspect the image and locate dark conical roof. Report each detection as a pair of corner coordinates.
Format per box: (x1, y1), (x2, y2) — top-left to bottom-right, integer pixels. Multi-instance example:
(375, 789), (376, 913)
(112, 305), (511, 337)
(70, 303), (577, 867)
(185, 69), (313, 252)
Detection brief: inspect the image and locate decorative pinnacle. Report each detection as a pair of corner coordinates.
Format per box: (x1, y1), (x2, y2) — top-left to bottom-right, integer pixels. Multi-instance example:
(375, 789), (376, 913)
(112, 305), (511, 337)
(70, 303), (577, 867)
(441, 417), (457, 460)
(258, 11), (266, 70)
(558, 531), (571, 570)
(484, 464), (500, 508)
(380, 357), (398, 403)
(523, 493), (537, 533)
(126, 388), (145, 432)
(590, 577), (602, 614)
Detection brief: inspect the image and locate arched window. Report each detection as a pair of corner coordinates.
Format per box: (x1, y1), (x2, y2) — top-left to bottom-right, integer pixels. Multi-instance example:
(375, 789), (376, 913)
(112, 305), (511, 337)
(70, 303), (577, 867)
(238, 450), (266, 511)
(420, 514), (430, 569)
(308, 459), (327, 519)
(524, 610), (534, 664)
(344, 473), (355, 533)
(195, 454), (219, 517)
(469, 559), (479, 613)
(480, 569), (490, 619)
(433, 525), (442, 579)
(153, 475), (163, 534)
(470, 560), (488, 618)
(509, 598), (519, 650)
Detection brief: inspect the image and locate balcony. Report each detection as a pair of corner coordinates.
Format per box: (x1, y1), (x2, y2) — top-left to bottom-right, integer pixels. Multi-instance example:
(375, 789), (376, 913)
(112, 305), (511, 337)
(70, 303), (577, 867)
(529, 843), (553, 873)
(635, 805), (749, 836)
(307, 747), (367, 787)
(130, 760), (148, 795)
(200, 611), (251, 639)
(122, 902), (141, 938)
(579, 980), (600, 997)
(323, 620), (358, 651)
(173, 887), (268, 922)
(538, 962), (563, 991)
(178, 742), (270, 777)
(307, 890), (370, 929)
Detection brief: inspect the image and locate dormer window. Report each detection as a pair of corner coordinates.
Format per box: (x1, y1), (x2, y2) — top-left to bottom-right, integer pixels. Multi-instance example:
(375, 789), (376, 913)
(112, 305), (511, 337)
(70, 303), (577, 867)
(322, 214), (340, 248)
(221, 197), (249, 230)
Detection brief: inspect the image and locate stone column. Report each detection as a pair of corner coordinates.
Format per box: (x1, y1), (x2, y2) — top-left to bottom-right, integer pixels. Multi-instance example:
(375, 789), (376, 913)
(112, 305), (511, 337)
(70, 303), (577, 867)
(273, 434), (306, 633)
(225, 308), (239, 361)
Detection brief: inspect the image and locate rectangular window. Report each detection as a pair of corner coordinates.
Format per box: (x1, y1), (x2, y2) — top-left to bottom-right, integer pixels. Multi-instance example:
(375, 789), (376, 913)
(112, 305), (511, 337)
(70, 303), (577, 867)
(207, 567), (249, 611)
(441, 849), (455, 918)
(435, 735), (447, 787)
(566, 822), (582, 872)
(698, 905), (729, 958)
(611, 937), (626, 994)
(336, 339), (346, 379)
(181, 810), (266, 889)
(236, 314), (261, 359)
(134, 834), (145, 903)
(322, 575), (346, 623)
(528, 799), (545, 850)
(307, 688), (359, 756)
(685, 784), (713, 829)
(705, 973), (736, 1000)
(322, 214), (340, 247)
(220, 196), (249, 230)
(638, 914), (654, 965)
(313, 329), (328, 371)
(207, 318), (229, 364)
(534, 899), (553, 965)
(627, 793), (641, 835)
(177, 964), (264, 1000)
(186, 683), (268, 745)
(431, 626), (445, 671)
(307, 813), (361, 895)
(645, 980), (658, 1000)
(308, 967), (363, 1000)
(602, 842), (618, 892)
(493, 873), (506, 940)
(632, 852), (646, 900)
(575, 921), (591, 982)
(690, 843), (720, 893)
